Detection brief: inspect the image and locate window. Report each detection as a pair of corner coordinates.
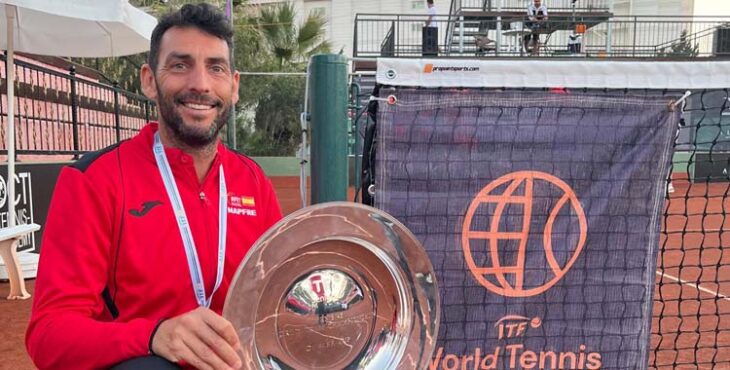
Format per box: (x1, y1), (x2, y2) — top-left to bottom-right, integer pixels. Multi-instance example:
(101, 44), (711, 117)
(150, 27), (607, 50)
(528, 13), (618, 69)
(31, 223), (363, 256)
(412, 1), (424, 10)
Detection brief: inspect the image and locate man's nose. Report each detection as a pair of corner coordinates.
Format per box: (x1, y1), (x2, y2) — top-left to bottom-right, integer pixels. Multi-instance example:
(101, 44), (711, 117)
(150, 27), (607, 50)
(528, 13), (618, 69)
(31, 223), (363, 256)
(186, 64), (211, 92)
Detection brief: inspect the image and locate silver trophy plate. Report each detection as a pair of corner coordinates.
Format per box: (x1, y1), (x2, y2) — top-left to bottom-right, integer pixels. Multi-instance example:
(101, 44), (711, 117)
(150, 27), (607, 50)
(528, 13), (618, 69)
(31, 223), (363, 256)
(223, 202), (440, 369)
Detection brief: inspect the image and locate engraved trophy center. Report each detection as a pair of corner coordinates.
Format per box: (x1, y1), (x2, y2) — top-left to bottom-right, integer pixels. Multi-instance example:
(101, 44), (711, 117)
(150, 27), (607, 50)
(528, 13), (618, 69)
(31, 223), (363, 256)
(278, 269), (370, 368)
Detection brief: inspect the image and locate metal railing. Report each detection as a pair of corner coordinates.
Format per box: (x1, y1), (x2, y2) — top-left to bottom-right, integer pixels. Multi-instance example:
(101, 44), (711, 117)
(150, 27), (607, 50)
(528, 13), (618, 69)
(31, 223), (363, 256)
(445, 0), (612, 54)
(1, 54), (155, 160)
(453, 0), (611, 12)
(354, 14), (730, 59)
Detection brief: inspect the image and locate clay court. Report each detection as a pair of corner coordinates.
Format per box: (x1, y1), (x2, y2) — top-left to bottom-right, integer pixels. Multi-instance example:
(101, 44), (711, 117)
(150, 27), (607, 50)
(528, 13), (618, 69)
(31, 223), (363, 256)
(1, 176), (728, 369)
(651, 179), (730, 369)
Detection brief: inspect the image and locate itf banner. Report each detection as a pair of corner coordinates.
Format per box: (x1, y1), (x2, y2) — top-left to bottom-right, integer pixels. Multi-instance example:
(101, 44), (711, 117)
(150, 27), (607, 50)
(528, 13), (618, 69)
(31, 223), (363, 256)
(374, 89), (680, 369)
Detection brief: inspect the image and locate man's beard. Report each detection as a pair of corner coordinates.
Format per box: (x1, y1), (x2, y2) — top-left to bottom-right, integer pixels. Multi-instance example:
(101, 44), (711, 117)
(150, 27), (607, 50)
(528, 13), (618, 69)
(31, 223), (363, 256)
(156, 84), (232, 148)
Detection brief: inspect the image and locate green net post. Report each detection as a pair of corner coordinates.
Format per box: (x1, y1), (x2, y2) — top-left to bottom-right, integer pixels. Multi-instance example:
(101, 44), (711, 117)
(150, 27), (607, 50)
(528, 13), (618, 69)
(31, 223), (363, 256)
(310, 54), (348, 204)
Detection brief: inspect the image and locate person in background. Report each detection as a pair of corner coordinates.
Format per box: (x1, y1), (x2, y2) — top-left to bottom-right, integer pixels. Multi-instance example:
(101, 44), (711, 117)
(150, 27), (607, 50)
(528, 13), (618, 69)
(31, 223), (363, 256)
(426, 0), (438, 29)
(568, 32), (582, 54)
(25, 4), (282, 370)
(423, 0), (439, 56)
(524, 0), (549, 55)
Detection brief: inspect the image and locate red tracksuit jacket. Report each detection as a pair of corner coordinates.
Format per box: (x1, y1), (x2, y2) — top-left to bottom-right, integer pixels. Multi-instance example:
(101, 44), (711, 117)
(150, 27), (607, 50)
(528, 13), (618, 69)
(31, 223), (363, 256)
(26, 123), (282, 369)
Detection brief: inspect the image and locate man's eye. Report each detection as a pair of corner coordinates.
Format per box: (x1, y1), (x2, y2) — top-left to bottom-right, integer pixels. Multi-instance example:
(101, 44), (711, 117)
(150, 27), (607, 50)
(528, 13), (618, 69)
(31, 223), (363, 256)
(172, 63), (187, 70)
(211, 65), (226, 73)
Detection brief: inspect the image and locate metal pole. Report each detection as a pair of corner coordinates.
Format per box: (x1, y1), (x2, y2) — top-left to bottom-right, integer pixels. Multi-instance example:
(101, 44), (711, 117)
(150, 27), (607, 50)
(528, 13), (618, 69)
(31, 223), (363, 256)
(5, 5), (16, 227)
(496, 0), (502, 55)
(607, 0), (614, 54)
(144, 100), (150, 123)
(350, 82), (362, 194)
(459, 15), (465, 53)
(70, 66), (80, 159)
(353, 16), (358, 57)
(228, 58), (236, 150)
(396, 15), (400, 57)
(300, 60), (313, 208)
(633, 16), (637, 57)
(113, 82), (121, 143)
(227, 1), (236, 150)
(309, 54), (348, 204)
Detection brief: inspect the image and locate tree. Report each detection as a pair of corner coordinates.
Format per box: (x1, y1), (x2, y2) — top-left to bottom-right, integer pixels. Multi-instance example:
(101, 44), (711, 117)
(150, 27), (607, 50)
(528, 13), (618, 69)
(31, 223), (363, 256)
(257, 3), (331, 68)
(658, 30), (699, 58)
(236, 3), (331, 156)
(237, 74), (306, 156)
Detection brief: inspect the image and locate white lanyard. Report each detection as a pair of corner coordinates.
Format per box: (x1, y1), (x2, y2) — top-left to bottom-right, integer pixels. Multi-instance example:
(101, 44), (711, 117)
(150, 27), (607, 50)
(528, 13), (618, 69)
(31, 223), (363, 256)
(153, 132), (227, 308)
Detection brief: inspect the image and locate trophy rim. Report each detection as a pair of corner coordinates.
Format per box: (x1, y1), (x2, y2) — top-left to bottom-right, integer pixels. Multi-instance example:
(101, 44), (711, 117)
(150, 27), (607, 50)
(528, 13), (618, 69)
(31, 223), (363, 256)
(223, 201), (440, 370)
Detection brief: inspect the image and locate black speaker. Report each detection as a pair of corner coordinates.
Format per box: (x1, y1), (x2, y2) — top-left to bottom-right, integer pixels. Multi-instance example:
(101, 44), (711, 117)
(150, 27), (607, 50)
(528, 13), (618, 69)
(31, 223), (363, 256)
(714, 27), (730, 56)
(422, 27), (438, 56)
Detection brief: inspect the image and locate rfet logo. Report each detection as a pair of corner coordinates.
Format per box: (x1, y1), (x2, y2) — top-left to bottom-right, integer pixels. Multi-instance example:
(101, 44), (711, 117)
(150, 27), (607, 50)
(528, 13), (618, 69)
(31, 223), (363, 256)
(461, 171), (587, 297)
(228, 193), (256, 216)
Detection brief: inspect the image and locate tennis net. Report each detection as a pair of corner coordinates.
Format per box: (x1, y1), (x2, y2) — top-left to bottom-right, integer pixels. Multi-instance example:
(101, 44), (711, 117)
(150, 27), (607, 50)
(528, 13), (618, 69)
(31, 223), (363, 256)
(367, 59), (730, 369)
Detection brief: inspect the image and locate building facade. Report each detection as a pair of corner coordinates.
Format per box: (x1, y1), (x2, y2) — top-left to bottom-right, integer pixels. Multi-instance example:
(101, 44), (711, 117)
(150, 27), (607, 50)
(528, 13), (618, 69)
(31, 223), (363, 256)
(247, 0), (724, 58)
(613, 0), (718, 16)
(246, 0), (451, 57)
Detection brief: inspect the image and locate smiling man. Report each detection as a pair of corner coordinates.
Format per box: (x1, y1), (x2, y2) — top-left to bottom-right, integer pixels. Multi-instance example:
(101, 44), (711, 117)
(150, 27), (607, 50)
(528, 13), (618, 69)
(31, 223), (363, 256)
(25, 4), (282, 370)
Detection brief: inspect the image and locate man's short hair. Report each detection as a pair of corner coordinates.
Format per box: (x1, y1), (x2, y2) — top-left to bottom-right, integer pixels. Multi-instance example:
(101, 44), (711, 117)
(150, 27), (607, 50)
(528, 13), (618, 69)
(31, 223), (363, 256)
(427, 0), (434, 5)
(148, 3), (234, 72)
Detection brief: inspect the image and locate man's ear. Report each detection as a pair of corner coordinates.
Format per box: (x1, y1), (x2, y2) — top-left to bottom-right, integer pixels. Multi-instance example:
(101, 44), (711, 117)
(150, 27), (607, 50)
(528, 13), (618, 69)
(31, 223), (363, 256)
(140, 64), (158, 101)
(231, 70), (240, 105)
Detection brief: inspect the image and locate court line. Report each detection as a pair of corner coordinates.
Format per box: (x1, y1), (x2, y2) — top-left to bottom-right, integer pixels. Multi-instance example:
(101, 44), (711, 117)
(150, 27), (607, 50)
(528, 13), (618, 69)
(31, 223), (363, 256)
(656, 270), (730, 303)
(663, 228), (726, 233)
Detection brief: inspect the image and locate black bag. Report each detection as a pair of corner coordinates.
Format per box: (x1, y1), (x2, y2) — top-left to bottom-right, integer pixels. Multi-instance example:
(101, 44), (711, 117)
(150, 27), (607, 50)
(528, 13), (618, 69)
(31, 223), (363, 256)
(360, 85), (380, 206)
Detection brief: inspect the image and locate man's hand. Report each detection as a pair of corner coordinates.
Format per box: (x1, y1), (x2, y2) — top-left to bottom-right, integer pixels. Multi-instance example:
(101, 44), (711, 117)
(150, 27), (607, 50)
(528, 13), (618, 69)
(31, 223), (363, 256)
(151, 307), (242, 370)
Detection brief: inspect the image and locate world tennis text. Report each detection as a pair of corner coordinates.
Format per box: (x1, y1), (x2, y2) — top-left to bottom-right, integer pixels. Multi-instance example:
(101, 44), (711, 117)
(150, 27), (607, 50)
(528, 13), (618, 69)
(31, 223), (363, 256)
(429, 315), (602, 369)
(429, 345), (602, 370)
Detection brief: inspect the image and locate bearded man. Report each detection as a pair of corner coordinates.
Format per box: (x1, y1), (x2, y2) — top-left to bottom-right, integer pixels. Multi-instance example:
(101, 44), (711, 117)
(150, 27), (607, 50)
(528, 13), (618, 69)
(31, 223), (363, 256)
(26, 4), (282, 370)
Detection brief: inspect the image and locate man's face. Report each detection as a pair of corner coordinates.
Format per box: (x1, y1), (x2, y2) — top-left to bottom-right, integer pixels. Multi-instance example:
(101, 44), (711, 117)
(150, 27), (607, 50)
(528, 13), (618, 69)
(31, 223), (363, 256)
(534, 0), (541, 6)
(141, 26), (239, 148)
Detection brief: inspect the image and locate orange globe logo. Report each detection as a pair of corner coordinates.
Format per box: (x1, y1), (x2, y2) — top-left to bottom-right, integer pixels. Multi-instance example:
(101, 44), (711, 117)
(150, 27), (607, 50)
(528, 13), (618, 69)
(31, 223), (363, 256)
(462, 171), (588, 297)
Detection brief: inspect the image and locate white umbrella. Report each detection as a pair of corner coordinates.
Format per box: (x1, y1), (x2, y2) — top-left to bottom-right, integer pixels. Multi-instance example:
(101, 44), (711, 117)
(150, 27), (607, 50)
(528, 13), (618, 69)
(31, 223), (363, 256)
(0, 0), (156, 299)
(1, 0), (156, 57)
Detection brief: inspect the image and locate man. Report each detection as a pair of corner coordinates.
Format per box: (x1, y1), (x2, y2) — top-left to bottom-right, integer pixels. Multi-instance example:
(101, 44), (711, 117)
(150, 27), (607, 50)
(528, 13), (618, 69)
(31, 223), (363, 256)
(425, 0), (437, 29)
(524, 0), (549, 55)
(25, 4), (282, 370)
(423, 0), (439, 56)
